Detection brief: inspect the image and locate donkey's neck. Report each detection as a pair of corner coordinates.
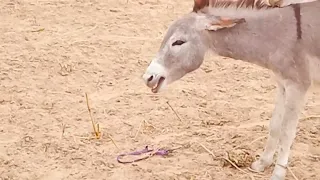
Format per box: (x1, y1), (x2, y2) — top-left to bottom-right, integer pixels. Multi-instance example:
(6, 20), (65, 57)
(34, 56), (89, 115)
(207, 7), (298, 71)
(210, 33), (272, 69)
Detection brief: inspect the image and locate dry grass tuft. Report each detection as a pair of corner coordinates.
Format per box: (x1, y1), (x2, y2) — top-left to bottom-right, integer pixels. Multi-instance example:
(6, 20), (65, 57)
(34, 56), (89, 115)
(85, 93), (119, 150)
(85, 93), (101, 139)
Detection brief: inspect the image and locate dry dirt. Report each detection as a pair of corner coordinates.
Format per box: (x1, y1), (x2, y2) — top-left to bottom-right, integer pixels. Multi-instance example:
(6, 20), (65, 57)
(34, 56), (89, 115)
(1, 0), (320, 180)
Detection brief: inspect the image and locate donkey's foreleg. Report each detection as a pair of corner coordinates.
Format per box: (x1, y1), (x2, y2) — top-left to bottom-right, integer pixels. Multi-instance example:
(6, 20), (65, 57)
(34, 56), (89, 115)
(251, 81), (285, 172)
(271, 81), (308, 180)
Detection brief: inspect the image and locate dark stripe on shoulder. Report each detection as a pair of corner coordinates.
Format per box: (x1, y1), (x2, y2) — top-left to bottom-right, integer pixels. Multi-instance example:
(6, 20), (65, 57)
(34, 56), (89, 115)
(292, 4), (302, 39)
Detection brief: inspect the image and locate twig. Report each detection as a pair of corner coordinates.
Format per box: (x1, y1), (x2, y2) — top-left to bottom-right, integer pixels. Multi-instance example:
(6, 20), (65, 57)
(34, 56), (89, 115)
(60, 123), (66, 139)
(199, 143), (216, 158)
(85, 93), (101, 139)
(166, 101), (182, 122)
(247, 167), (265, 174)
(300, 115), (320, 121)
(107, 133), (120, 150)
(144, 119), (157, 129)
(287, 166), (299, 180)
(248, 136), (267, 145)
(134, 119), (145, 140)
(30, 28), (45, 32)
(84, 24), (98, 34)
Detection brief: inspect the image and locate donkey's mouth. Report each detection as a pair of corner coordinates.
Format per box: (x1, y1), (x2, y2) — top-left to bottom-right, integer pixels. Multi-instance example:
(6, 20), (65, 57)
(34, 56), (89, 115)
(151, 77), (165, 93)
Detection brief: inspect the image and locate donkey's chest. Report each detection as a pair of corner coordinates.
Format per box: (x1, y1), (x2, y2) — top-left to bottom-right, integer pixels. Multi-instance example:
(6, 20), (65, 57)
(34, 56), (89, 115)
(309, 56), (320, 84)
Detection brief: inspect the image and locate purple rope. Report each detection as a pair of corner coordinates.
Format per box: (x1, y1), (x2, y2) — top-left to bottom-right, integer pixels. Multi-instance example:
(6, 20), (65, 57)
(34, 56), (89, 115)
(117, 146), (169, 164)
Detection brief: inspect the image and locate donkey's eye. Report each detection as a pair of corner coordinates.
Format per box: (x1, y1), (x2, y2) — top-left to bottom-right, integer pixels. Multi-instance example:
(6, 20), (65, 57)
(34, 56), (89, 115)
(172, 40), (185, 46)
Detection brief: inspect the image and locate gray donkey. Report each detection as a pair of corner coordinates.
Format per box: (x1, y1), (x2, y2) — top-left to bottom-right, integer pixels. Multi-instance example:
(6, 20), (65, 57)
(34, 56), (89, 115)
(142, 0), (320, 179)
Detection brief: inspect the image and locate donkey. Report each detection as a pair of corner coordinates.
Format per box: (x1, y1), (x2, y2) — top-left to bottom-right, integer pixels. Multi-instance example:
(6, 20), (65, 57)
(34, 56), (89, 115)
(142, 0), (320, 179)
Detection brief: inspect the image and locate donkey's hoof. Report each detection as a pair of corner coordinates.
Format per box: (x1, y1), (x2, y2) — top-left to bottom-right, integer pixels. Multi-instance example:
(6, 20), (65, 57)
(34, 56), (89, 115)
(270, 173), (285, 180)
(251, 160), (268, 172)
(270, 165), (286, 180)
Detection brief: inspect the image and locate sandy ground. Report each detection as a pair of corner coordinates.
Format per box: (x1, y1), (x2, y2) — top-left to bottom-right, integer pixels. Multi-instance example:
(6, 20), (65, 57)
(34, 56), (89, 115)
(1, 0), (320, 180)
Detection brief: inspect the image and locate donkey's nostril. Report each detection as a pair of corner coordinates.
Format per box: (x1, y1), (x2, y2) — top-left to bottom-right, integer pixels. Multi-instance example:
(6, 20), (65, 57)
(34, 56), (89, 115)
(147, 75), (154, 82)
(142, 74), (157, 85)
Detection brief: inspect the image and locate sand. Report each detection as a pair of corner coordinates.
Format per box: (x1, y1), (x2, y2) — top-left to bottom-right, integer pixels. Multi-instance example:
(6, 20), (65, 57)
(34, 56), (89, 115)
(1, 0), (320, 180)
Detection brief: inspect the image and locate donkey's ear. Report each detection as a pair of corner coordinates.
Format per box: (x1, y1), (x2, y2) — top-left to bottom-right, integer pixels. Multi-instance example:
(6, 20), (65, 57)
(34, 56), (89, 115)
(194, 0), (208, 6)
(205, 17), (246, 31)
(193, 0), (209, 12)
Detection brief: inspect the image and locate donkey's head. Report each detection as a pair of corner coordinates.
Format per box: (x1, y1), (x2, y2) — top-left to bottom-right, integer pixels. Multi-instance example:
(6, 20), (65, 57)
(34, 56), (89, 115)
(142, 3), (245, 93)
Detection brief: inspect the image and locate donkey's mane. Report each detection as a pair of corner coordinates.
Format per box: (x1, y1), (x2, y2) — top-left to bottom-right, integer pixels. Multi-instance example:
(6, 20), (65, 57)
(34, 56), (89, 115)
(192, 0), (285, 20)
(193, 0), (273, 12)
